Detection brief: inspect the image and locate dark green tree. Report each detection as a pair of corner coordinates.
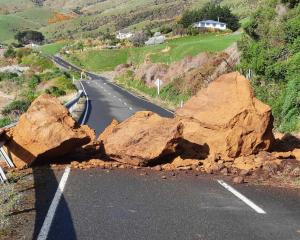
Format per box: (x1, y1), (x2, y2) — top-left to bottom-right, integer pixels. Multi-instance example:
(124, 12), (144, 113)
(15, 31), (45, 45)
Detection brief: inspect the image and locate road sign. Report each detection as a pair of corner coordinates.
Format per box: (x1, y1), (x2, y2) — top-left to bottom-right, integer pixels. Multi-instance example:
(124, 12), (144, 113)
(155, 79), (163, 95)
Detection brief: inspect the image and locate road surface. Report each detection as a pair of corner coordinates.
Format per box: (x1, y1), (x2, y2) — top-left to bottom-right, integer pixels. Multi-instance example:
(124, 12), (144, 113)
(31, 56), (300, 240)
(52, 56), (173, 134)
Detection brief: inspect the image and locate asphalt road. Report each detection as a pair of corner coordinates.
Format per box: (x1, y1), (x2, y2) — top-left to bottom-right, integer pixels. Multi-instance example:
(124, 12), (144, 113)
(32, 56), (300, 240)
(52, 56), (173, 134)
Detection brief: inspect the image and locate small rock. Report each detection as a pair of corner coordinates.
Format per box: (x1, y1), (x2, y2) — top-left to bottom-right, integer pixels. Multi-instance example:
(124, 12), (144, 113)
(119, 165), (125, 169)
(220, 167), (228, 176)
(233, 176), (244, 184)
(212, 163), (225, 173)
(291, 167), (300, 177)
(263, 162), (278, 175)
(239, 169), (250, 176)
(153, 165), (162, 171)
(161, 175), (167, 179)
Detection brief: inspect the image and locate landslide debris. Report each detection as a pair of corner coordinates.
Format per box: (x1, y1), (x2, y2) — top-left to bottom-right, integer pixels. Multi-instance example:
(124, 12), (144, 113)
(2, 72), (300, 186)
(100, 111), (183, 166)
(176, 72), (275, 160)
(2, 94), (95, 168)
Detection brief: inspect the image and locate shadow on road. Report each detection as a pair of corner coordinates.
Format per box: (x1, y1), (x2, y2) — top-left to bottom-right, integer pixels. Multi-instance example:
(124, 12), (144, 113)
(31, 167), (76, 240)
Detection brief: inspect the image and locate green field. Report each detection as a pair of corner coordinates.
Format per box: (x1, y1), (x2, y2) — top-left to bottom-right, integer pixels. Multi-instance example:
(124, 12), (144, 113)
(39, 42), (68, 55)
(0, 7), (55, 44)
(66, 33), (241, 72)
(0, 14), (40, 43)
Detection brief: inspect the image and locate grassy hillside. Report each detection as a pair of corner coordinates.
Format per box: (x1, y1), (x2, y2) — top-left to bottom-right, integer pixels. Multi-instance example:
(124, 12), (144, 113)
(0, 14), (40, 43)
(0, 0), (33, 14)
(66, 33), (241, 72)
(0, 0), (260, 43)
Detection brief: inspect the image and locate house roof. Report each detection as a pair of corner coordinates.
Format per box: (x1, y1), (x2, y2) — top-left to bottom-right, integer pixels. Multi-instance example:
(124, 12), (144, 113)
(197, 20), (226, 25)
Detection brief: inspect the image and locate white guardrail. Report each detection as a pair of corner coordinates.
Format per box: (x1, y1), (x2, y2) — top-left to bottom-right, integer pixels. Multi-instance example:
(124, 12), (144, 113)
(0, 83), (87, 183)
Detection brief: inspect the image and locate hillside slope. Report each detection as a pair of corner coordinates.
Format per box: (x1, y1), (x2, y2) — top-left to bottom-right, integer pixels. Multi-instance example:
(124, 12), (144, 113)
(0, 0), (260, 42)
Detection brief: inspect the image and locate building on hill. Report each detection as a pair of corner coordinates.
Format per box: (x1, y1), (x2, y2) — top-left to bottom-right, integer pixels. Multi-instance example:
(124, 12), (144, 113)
(116, 31), (134, 40)
(193, 20), (227, 30)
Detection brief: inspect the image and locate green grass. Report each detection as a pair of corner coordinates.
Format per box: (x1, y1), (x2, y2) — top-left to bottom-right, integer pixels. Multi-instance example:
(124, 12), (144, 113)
(66, 33), (241, 72)
(16, 8), (54, 26)
(39, 42), (67, 55)
(0, 14), (40, 43)
(116, 70), (191, 108)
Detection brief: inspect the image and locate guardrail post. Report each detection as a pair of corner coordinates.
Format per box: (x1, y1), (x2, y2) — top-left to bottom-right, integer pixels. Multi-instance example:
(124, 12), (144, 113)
(0, 147), (15, 168)
(0, 166), (8, 183)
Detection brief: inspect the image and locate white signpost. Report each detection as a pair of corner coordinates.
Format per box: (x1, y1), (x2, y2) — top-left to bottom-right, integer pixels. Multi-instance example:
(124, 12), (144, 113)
(155, 78), (163, 95)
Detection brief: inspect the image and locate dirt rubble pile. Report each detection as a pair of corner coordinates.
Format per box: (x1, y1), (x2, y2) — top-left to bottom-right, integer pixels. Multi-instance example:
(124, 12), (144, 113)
(99, 72), (282, 174)
(2, 94), (96, 168)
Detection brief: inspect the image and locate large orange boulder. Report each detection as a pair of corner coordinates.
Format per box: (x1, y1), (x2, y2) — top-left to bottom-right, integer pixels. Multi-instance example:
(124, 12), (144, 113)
(101, 111), (183, 166)
(176, 72), (275, 160)
(4, 94), (95, 168)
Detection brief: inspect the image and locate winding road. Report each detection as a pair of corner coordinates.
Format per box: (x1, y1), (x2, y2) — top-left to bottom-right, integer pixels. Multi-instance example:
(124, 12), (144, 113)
(31, 56), (300, 240)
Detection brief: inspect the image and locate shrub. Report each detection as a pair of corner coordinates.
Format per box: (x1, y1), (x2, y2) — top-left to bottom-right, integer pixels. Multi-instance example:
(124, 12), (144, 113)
(45, 86), (66, 97)
(0, 117), (11, 128)
(240, 1), (300, 132)
(16, 48), (32, 62)
(1, 100), (31, 116)
(4, 46), (16, 58)
(54, 75), (75, 91)
(279, 77), (300, 132)
(28, 75), (41, 90)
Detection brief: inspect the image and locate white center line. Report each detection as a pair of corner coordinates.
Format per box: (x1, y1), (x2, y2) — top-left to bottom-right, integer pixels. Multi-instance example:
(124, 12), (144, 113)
(217, 180), (266, 214)
(124, 102), (127, 106)
(37, 167), (71, 240)
(118, 98), (122, 102)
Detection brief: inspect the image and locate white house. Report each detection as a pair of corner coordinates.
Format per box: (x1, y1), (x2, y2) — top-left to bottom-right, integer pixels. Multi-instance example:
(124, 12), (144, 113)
(116, 31), (134, 40)
(193, 20), (227, 30)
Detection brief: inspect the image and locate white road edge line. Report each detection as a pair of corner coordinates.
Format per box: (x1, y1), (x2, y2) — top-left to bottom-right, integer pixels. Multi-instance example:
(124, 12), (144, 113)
(37, 167), (71, 240)
(217, 180), (266, 214)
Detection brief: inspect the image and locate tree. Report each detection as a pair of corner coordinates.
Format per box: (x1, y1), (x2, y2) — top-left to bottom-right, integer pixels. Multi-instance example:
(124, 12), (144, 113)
(179, 3), (240, 31)
(4, 45), (16, 58)
(15, 31), (45, 45)
(130, 32), (148, 47)
(282, 0), (300, 8)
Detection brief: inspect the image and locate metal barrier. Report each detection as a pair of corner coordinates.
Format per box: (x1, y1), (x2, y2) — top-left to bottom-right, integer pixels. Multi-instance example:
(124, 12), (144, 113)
(0, 85), (86, 183)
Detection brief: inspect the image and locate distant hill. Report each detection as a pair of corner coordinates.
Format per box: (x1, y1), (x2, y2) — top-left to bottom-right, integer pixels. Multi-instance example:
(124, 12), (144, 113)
(0, 0), (261, 43)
